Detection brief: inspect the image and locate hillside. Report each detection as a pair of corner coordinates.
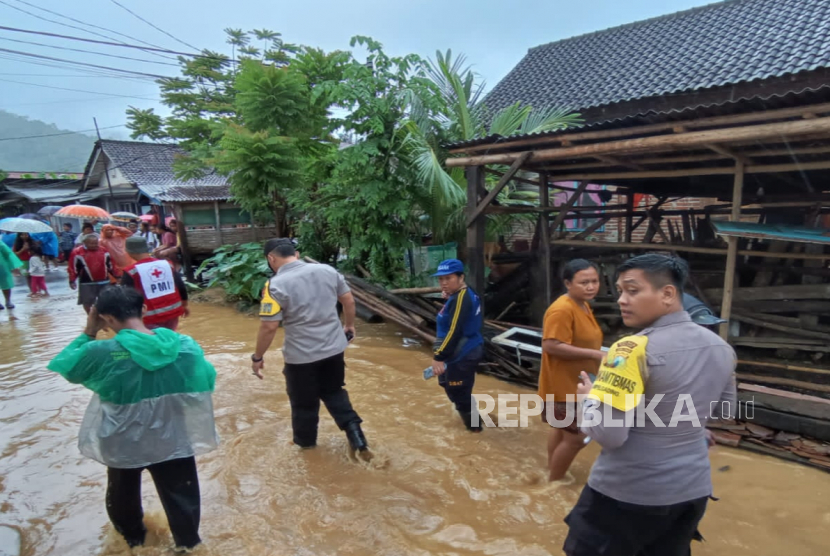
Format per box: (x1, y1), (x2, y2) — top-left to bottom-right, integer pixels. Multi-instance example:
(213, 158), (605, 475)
(0, 111), (98, 172)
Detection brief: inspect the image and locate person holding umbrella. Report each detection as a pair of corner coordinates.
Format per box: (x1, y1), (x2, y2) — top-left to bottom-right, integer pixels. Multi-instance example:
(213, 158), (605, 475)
(13, 232), (34, 293)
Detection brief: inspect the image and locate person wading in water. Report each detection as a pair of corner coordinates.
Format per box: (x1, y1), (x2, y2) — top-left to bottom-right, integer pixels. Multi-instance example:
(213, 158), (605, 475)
(431, 259), (485, 432)
(120, 236), (189, 331)
(251, 238), (369, 454)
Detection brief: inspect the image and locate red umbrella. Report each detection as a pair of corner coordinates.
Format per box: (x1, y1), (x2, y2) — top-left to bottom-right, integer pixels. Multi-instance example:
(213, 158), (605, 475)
(55, 205), (110, 219)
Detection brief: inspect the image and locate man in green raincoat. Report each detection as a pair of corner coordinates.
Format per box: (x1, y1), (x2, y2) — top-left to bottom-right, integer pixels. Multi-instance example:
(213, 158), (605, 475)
(48, 286), (219, 551)
(0, 240), (23, 310)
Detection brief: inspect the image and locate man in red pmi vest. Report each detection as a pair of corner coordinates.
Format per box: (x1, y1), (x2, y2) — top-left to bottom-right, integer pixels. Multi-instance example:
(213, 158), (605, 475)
(120, 236), (189, 331)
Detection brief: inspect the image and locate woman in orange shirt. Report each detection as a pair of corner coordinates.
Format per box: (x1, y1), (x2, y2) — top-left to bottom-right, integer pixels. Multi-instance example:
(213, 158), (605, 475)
(539, 259), (605, 481)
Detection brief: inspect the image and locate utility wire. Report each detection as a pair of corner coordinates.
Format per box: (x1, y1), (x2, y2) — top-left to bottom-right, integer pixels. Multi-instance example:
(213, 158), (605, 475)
(0, 51), (157, 79)
(0, 47), (172, 78)
(0, 124), (125, 141)
(0, 36), (181, 66)
(0, 0), (175, 61)
(9, 0), (174, 53)
(0, 77), (160, 99)
(108, 0), (200, 52)
(0, 25), (234, 62)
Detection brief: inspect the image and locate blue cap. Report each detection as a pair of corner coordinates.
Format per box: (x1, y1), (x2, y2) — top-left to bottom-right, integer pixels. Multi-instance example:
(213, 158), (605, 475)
(432, 259), (464, 277)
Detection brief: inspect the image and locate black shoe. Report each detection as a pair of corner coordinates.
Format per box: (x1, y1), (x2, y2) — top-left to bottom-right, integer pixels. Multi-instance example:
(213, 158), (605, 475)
(345, 422), (368, 452)
(459, 411), (483, 432)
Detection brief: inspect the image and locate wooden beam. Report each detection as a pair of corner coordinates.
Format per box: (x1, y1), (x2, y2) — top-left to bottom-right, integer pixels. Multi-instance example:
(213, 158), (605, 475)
(548, 181), (588, 236)
(532, 158), (830, 182)
(625, 194), (634, 243)
(466, 152), (531, 227)
(706, 144), (753, 167)
(595, 154), (645, 171)
(446, 116), (830, 167)
(539, 171), (552, 307)
(449, 102), (830, 155)
(466, 166), (486, 305)
(720, 163), (744, 339)
(213, 201), (222, 246)
(481, 168), (586, 192)
(549, 238), (830, 261)
(574, 216), (612, 240)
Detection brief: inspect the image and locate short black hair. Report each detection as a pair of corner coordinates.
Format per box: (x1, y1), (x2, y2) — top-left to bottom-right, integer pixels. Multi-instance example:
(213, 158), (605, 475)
(95, 286), (144, 321)
(263, 238), (296, 258)
(617, 254), (688, 292)
(81, 221), (94, 231)
(562, 258), (599, 282)
(29, 241), (43, 257)
(63, 222), (72, 229)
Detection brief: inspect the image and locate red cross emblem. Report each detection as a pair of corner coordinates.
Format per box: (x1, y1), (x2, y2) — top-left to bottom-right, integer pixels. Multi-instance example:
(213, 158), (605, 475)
(151, 267), (163, 278)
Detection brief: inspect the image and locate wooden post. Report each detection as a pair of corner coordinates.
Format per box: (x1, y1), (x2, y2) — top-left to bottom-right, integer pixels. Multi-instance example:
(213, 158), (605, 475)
(719, 163), (744, 339)
(173, 204), (195, 281)
(466, 166), (486, 307)
(625, 193), (634, 243)
(213, 201), (223, 246)
(539, 171), (552, 307)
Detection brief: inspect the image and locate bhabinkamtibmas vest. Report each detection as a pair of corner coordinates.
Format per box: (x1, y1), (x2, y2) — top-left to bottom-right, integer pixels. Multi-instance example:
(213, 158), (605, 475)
(125, 258), (184, 324)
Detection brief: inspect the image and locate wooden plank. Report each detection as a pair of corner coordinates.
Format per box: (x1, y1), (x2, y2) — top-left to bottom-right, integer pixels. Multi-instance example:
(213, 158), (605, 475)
(388, 286), (442, 295)
(733, 300), (830, 313)
(743, 406), (830, 443)
(739, 382), (830, 405)
(213, 201), (223, 246)
(345, 275), (436, 322)
(705, 283), (830, 302)
(720, 163), (743, 339)
(730, 313), (830, 341)
(738, 392), (830, 422)
(446, 116), (830, 167)
(737, 359), (830, 377)
(466, 166), (486, 305)
(625, 194), (634, 243)
(466, 152), (531, 227)
(736, 373), (830, 394)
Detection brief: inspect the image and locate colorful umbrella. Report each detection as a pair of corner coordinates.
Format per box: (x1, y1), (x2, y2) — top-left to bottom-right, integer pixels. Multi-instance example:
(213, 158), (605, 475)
(37, 205), (63, 216)
(0, 217), (53, 234)
(139, 214), (155, 223)
(110, 211), (139, 222)
(55, 205), (110, 219)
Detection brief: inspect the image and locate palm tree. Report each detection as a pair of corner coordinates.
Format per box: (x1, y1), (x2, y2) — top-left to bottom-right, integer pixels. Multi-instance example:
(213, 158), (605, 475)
(400, 50), (582, 241)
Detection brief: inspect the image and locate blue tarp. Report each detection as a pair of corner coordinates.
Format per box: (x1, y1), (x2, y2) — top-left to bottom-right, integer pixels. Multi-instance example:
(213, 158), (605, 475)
(711, 221), (830, 245)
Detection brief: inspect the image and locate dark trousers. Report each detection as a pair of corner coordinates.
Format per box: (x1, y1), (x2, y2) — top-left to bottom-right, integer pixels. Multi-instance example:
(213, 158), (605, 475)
(106, 456), (201, 549)
(564, 486), (708, 556)
(283, 351), (361, 447)
(438, 346), (482, 414)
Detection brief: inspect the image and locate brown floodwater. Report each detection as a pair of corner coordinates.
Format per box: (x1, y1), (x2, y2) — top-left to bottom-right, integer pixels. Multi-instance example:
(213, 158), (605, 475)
(1, 272), (829, 556)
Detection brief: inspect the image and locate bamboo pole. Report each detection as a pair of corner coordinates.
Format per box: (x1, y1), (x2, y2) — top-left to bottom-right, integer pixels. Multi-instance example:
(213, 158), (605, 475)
(720, 163), (743, 339)
(736, 373), (830, 394)
(446, 117), (830, 167)
(545, 238), (830, 261)
(539, 171), (552, 307)
(737, 360), (830, 377)
(533, 159), (830, 181)
(388, 286), (442, 295)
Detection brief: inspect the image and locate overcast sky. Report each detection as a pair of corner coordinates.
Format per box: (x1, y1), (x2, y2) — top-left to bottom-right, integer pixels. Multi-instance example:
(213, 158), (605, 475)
(0, 0), (714, 138)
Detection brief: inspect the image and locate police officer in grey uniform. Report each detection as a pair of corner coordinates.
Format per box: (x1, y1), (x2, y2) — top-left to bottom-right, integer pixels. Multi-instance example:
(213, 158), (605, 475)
(251, 238), (368, 453)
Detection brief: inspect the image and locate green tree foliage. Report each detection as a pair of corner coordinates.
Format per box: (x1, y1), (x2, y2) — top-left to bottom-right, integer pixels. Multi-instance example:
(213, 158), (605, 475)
(129, 31), (582, 287)
(196, 242), (269, 304)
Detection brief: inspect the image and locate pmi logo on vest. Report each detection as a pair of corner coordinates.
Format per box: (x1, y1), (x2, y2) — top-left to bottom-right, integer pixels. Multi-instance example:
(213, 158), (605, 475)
(469, 394), (754, 428)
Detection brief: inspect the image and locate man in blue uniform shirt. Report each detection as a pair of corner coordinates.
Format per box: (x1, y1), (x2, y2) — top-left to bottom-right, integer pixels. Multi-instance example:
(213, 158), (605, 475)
(431, 259), (485, 432)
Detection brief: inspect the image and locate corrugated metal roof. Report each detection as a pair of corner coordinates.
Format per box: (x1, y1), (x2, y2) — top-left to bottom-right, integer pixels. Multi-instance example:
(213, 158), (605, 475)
(138, 184), (231, 202)
(5, 185), (81, 202)
(480, 0), (830, 125)
(712, 221), (830, 244)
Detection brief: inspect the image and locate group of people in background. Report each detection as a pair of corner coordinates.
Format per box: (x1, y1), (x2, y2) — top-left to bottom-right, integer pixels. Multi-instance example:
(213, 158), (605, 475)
(0, 214), (182, 312)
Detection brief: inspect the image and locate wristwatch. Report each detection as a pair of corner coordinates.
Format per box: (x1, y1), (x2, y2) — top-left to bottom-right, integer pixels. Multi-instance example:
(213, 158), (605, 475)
(251, 354), (263, 362)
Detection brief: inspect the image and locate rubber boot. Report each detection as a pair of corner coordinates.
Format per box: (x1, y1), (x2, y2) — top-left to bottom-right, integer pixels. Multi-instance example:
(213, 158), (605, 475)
(459, 410), (483, 432)
(345, 422), (369, 452)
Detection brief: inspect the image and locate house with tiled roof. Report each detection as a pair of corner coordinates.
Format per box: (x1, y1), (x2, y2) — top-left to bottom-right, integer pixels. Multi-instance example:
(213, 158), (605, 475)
(82, 140), (277, 264)
(481, 0), (830, 128)
(475, 0), (830, 244)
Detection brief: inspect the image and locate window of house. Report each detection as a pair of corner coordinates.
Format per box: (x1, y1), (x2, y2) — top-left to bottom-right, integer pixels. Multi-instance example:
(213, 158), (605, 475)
(118, 202), (138, 214)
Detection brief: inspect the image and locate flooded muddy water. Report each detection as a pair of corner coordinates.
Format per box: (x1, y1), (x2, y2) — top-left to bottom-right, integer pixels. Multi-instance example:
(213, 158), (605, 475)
(1, 270), (829, 555)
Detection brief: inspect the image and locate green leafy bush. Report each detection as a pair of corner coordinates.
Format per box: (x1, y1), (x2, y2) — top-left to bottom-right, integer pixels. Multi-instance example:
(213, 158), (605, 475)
(196, 242), (270, 304)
